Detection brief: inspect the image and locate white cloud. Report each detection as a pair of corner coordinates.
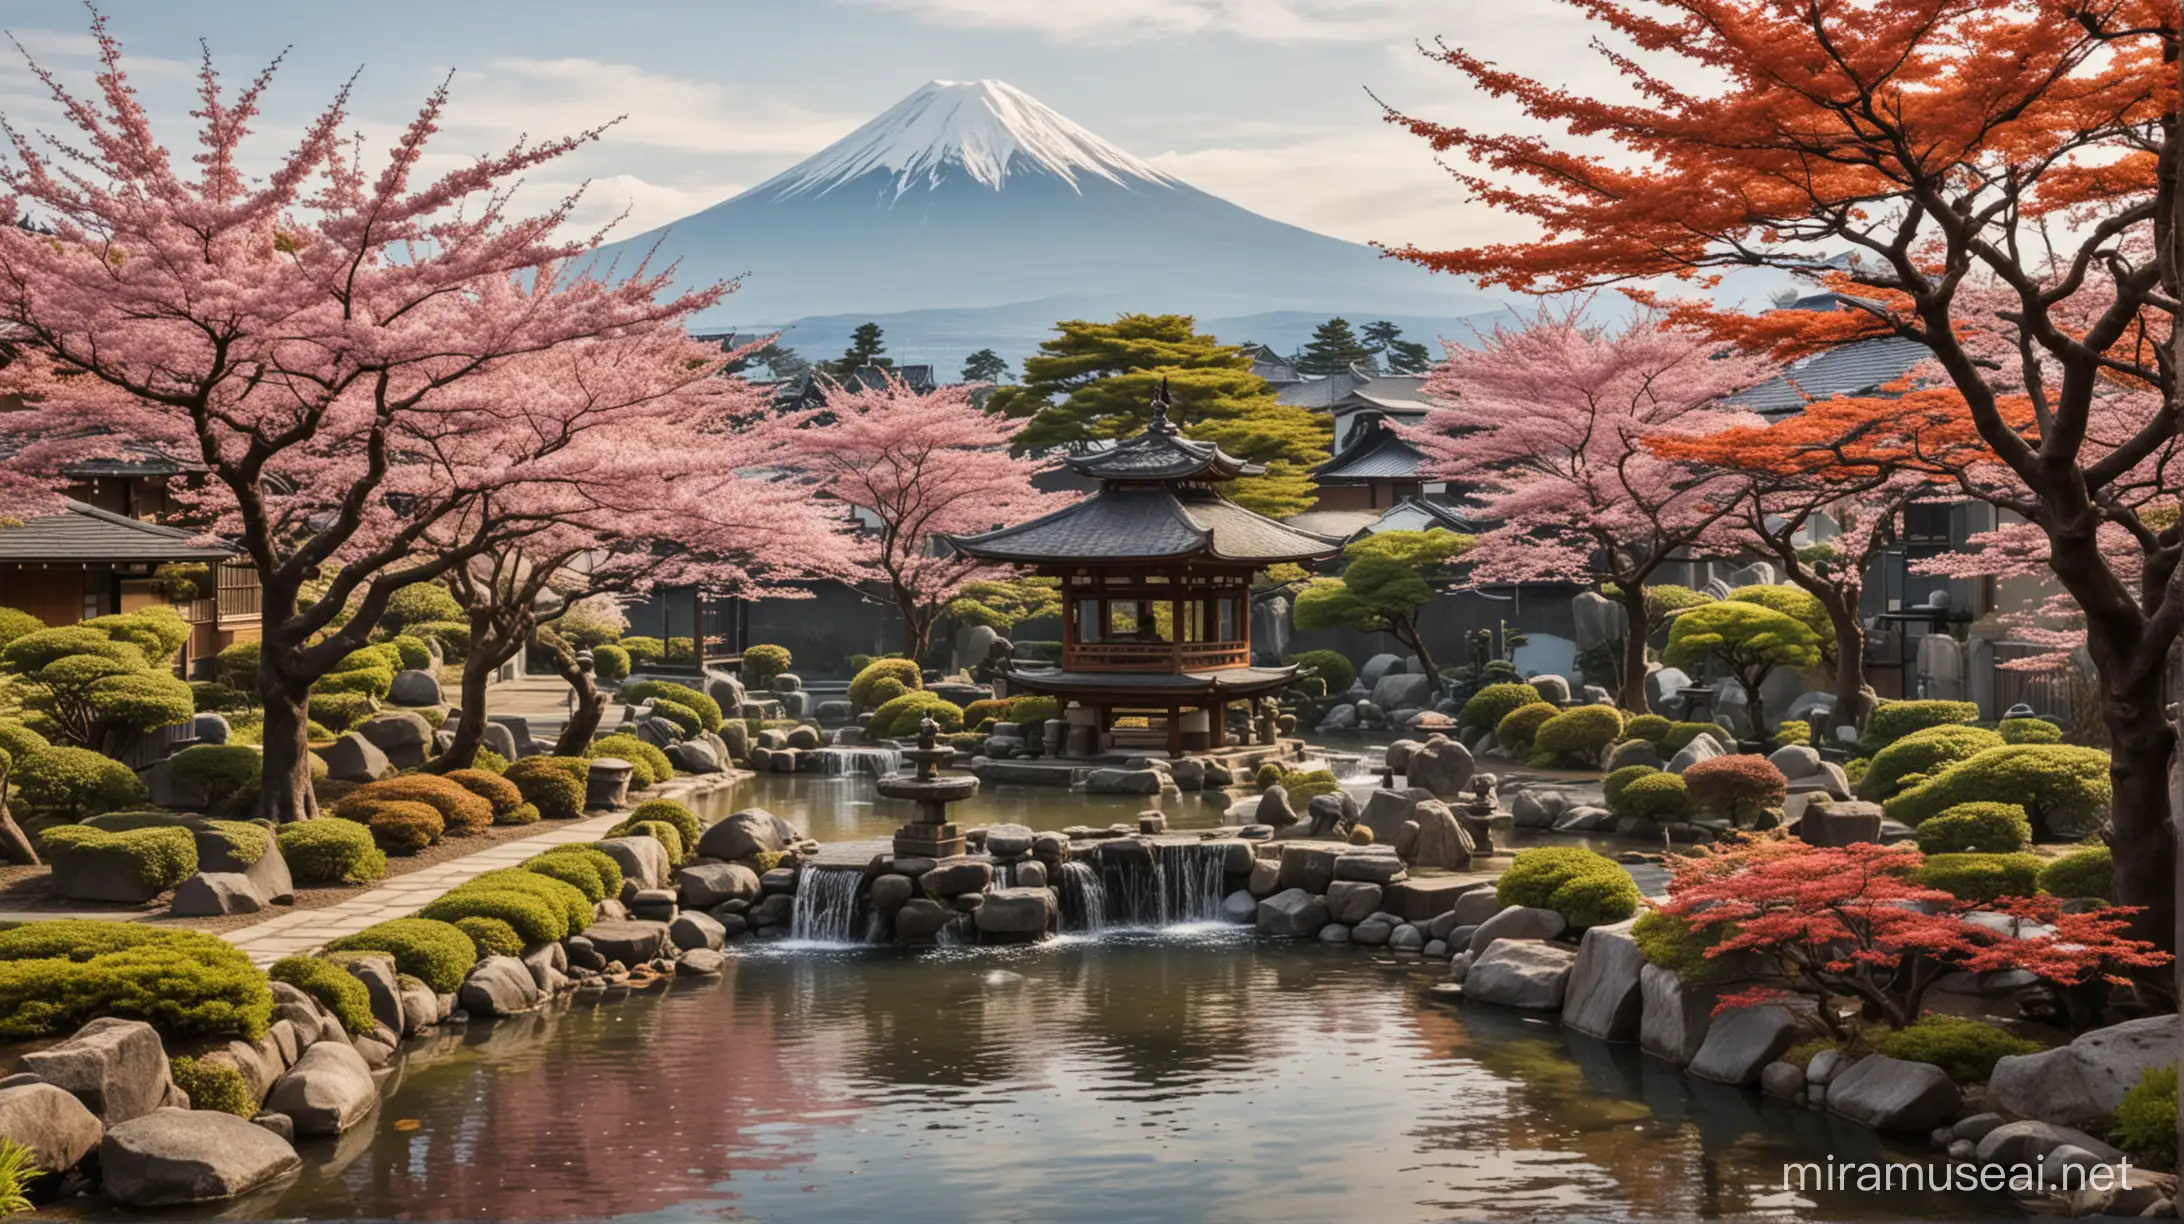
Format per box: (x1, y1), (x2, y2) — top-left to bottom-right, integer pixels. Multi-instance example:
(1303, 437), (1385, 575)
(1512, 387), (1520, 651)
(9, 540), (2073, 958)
(443, 57), (862, 157)
(845, 0), (1459, 43)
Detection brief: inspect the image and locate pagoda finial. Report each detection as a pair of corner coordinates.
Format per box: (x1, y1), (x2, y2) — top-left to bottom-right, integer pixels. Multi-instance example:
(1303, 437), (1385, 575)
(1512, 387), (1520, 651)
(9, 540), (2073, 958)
(1147, 377), (1177, 435)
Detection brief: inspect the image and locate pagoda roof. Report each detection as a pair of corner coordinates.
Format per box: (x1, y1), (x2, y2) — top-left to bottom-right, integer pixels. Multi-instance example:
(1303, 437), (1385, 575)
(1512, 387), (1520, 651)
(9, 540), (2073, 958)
(1063, 427), (1258, 481)
(1001, 663), (1299, 699)
(0, 500), (236, 565)
(950, 485), (1338, 565)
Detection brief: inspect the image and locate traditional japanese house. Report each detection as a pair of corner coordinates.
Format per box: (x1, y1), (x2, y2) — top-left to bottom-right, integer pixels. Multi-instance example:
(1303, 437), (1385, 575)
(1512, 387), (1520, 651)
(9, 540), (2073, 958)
(949, 386), (1339, 756)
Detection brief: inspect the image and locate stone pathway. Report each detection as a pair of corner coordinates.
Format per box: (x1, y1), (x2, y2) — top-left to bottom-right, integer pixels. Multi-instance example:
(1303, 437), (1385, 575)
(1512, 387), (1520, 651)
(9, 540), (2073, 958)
(222, 812), (628, 966)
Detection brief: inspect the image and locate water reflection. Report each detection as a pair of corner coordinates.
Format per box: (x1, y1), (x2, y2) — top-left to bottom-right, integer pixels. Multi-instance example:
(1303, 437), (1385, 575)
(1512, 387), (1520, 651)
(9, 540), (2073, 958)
(124, 935), (2023, 1224)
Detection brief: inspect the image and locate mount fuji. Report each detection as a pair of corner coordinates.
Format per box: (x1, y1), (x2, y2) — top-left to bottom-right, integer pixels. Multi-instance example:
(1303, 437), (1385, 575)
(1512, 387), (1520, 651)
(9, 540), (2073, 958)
(593, 80), (1505, 343)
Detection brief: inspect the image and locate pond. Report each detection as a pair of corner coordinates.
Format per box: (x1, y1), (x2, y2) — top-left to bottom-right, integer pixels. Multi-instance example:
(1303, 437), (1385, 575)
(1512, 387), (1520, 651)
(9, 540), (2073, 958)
(130, 930), (2017, 1224)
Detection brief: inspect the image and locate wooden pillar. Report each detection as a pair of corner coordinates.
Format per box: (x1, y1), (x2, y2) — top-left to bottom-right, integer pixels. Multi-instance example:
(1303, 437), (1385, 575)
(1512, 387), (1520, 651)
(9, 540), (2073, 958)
(1165, 702), (1182, 757)
(1210, 699), (1226, 749)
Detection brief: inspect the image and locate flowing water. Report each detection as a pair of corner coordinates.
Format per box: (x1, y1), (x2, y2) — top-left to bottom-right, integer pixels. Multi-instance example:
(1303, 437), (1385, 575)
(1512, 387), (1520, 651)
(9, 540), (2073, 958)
(144, 933), (2019, 1224)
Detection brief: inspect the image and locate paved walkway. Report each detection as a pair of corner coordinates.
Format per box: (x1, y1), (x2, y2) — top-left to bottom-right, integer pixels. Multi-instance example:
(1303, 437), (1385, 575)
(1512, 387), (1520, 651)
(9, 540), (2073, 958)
(222, 812), (627, 966)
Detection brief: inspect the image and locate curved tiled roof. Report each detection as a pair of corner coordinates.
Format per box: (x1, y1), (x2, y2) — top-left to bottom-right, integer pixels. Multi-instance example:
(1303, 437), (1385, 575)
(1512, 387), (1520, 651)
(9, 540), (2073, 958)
(1001, 663), (1299, 698)
(1063, 428), (1258, 481)
(950, 485), (1336, 564)
(0, 500), (235, 564)
(1312, 430), (1425, 482)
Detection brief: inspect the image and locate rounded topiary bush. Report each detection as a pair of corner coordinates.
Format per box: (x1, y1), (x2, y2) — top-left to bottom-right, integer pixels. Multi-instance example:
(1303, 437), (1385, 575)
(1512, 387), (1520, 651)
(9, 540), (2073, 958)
(387, 634), (433, 672)
(1284, 649), (1356, 695)
(621, 680), (722, 732)
(1858, 699), (1981, 754)
(383, 583), (464, 630)
(334, 774), (494, 836)
(849, 658), (924, 711)
(1270, 769), (1340, 806)
(39, 824), (197, 894)
(1997, 717), (2063, 745)
(1881, 744), (2111, 837)
(1495, 847), (1634, 922)
(1913, 803), (2032, 855)
(961, 698), (1009, 731)
(169, 744), (263, 809)
(628, 798), (701, 848)
(1680, 755), (1789, 823)
(0, 607), (40, 648)
(1617, 771), (1691, 822)
(1858, 724), (2005, 800)
(453, 916), (525, 959)
(0, 920), (273, 1039)
(15, 744), (147, 819)
(1531, 705), (1624, 766)
(1915, 852), (2044, 904)
(2111, 1066), (2177, 1163)
(408, 621), (471, 662)
(648, 699), (703, 738)
(276, 818), (387, 885)
(2, 626), (144, 673)
(1253, 761), (1284, 790)
(1878, 1015), (2043, 1083)
(1460, 683), (1541, 731)
(589, 734), (671, 789)
(2036, 844), (2115, 901)
(1660, 721), (1729, 752)
(610, 818), (685, 865)
(446, 768), (524, 820)
(503, 756), (587, 820)
(269, 955), (374, 1035)
(742, 644), (791, 686)
(1547, 870), (1643, 928)
(169, 1055), (255, 1118)
(307, 692), (374, 734)
(1772, 720), (1812, 750)
(314, 666), (393, 701)
(1602, 765), (1661, 814)
(325, 918), (477, 993)
(1631, 910), (1734, 983)
(363, 801), (445, 855)
(869, 692), (965, 739)
(1494, 701), (1559, 747)
(422, 869), (590, 943)
(1007, 695), (1059, 724)
(0, 720), (49, 765)
(529, 845), (622, 902)
(1622, 714), (1671, 744)
(590, 642), (630, 683)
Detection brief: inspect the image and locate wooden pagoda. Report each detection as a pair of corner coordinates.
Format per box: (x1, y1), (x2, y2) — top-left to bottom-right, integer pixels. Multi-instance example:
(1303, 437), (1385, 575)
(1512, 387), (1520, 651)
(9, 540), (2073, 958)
(950, 386), (1338, 757)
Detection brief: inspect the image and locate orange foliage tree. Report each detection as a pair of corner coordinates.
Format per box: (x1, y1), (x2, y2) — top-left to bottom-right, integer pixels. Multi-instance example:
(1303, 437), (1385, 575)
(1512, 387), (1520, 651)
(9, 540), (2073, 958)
(1381, 0), (2181, 951)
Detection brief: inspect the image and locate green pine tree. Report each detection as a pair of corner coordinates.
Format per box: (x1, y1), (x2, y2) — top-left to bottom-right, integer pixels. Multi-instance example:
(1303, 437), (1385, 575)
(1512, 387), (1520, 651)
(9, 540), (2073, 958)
(988, 313), (1331, 519)
(960, 348), (1011, 384)
(824, 322), (893, 376)
(1294, 317), (1373, 374)
(1361, 320), (1433, 374)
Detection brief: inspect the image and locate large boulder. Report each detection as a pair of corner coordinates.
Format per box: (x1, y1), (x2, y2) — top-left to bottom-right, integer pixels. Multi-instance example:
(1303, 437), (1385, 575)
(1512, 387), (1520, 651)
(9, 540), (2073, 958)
(1988, 1015), (2177, 1127)
(1975, 1119), (2123, 1168)
(594, 836), (670, 892)
(1687, 1004), (1801, 1086)
(1359, 653), (1406, 689)
(1638, 964), (1725, 1067)
(669, 912), (727, 952)
(1274, 844), (1341, 894)
(169, 871), (270, 917)
(1404, 735), (1475, 797)
(1255, 888), (1330, 938)
(318, 733), (394, 783)
(1795, 798), (1885, 847)
(0, 1082), (102, 1176)
(1464, 939), (1579, 1011)
(1357, 788), (1432, 843)
(974, 888), (1054, 940)
(1255, 786), (1300, 828)
(1561, 920), (1644, 1042)
(984, 823), (1035, 858)
(480, 721), (520, 763)
(1642, 667), (1692, 713)
(386, 669), (442, 707)
(1403, 801), (1473, 870)
(1470, 905), (1566, 957)
(337, 953), (403, 1036)
(920, 856), (994, 899)
(1665, 732), (1727, 774)
(99, 1108), (300, 1207)
(1371, 671), (1433, 713)
(1529, 674), (1572, 705)
(1606, 740), (1666, 772)
(354, 711), (434, 771)
(575, 920), (670, 967)
(456, 955), (543, 1017)
(1082, 768), (1170, 795)
(1827, 1055), (1963, 1132)
(892, 898), (953, 944)
(677, 861), (760, 909)
(262, 1042), (376, 1137)
(665, 740), (724, 775)
(695, 808), (801, 861)
(1325, 880), (1384, 925)
(21, 1018), (174, 1126)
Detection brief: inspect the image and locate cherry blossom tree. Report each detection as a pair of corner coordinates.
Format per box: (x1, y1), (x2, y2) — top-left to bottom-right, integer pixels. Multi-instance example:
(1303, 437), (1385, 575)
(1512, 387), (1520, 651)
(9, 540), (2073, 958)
(0, 20), (727, 820)
(1411, 311), (1771, 711)
(771, 376), (1067, 662)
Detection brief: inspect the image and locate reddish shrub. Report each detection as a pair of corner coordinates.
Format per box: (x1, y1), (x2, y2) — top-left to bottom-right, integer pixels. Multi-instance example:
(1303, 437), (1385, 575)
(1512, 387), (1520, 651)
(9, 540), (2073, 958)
(1680, 754), (1788, 823)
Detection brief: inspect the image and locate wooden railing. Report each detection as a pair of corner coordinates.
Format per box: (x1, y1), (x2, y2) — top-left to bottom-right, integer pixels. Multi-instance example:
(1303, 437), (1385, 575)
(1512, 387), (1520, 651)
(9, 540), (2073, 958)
(1064, 641), (1251, 673)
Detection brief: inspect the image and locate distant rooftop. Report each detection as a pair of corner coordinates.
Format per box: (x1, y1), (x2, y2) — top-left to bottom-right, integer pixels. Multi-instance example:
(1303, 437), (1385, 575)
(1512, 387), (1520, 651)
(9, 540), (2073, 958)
(0, 499), (235, 565)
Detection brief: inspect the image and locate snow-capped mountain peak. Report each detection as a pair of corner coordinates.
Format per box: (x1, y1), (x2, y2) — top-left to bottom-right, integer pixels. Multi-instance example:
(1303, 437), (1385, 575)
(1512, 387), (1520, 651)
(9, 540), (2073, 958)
(756, 79), (1175, 201)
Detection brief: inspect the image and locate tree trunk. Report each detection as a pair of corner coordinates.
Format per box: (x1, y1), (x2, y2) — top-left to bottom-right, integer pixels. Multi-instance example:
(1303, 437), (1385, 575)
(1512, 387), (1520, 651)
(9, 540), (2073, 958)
(254, 681), (318, 823)
(1397, 616), (1443, 695)
(1616, 583), (1652, 714)
(1742, 665), (1772, 746)
(1821, 588), (1870, 735)
(0, 767), (37, 865)
(897, 587), (934, 666)
(2100, 666), (2178, 954)
(426, 645), (501, 773)
(551, 646), (608, 757)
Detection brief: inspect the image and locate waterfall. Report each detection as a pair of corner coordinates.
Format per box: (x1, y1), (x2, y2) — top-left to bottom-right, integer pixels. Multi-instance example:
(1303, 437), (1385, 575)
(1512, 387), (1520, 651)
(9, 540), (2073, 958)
(788, 865), (866, 943)
(1321, 751), (1368, 781)
(1099, 842), (1229, 928)
(1055, 860), (1108, 934)
(805, 746), (904, 777)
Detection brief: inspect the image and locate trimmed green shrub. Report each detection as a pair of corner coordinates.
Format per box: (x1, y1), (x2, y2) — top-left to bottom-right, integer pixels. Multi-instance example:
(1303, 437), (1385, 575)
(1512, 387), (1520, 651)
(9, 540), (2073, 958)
(1532, 705), (1624, 766)
(1681, 755), (1789, 823)
(1882, 745), (2112, 836)
(962, 698), (1009, 731)
(196, 819), (269, 866)
(1844, 757), (1871, 788)
(383, 583), (464, 630)
(1772, 720), (1811, 749)
(314, 666), (392, 701)
(325, 918), (477, 994)
(869, 692), (965, 738)
(866, 676), (910, 710)
(1253, 761), (1284, 790)
(408, 621), (471, 662)
(1497, 847), (1634, 917)
(1460, 683), (1540, 731)
(1622, 714), (1671, 744)
(2111, 1066), (2178, 1163)
(609, 818), (685, 865)
(850, 658), (924, 711)
(1858, 724), (2005, 800)
(169, 744), (262, 808)
(387, 634), (433, 671)
(40, 824), (197, 893)
(629, 798), (701, 847)
(0, 608), (41, 647)
(268, 955), (374, 1035)
(362, 801), (444, 854)
(451, 916), (524, 959)
(530, 845), (622, 902)
(215, 640), (260, 691)
(0, 921), (272, 1039)
(1007, 695), (1059, 724)
(1631, 909), (1735, 983)
(1284, 649), (1356, 695)
(1858, 699), (1981, 754)
(169, 1055), (255, 1117)
(504, 757), (587, 819)
(446, 768), (524, 819)
(422, 869), (590, 943)
(1915, 852), (2045, 904)
(307, 691), (374, 734)
(0, 721), (48, 765)
(1271, 768), (1341, 807)
(336, 645), (403, 674)
(189, 681), (251, 714)
(1602, 765), (1661, 814)
(522, 853), (610, 904)
(590, 643), (630, 683)
(742, 644), (791, 686)
(1659, 722), (1729, 752)
(15, 745), (146, 819)
(1879, 1015), (2043, 1083)
(622, 680), (722, 732)
(619, 636), (663, 667)
(648, 699), (702, 738)
(1, 626), (144, 673)
(334, 774), (494, 836)
(1494, 701), (1559, 747)
(1997, 717), (2063, 745)
(0, 1137), (31, 1215)
(472, 747), (509, 775)
(1548, 870), (1643, 927)
(1617, 771), (1691, 822)
(1913, 803), (2032, 855)
(2037, 844), (2116, 902)
(1725, 584), (1830, 640)
(275, 819), (386, 885)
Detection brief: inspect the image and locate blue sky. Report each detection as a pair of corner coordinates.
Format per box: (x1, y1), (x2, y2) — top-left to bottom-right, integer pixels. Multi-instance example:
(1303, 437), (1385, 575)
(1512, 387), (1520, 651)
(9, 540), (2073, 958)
(1, 0), (1619, 255)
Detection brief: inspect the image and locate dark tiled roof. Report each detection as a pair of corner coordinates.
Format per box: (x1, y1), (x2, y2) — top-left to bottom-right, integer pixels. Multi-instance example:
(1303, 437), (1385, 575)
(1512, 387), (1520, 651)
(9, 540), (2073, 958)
(1064, 429), (1257, 481)
(1731, 336), (1929, 414)
(1275, 370), (1368, 408)
(1313, 430), (1426, 482)
(0, 500), (236, 564)
(950, 486), (1336, 565)
(1001, 663), (1299, 697)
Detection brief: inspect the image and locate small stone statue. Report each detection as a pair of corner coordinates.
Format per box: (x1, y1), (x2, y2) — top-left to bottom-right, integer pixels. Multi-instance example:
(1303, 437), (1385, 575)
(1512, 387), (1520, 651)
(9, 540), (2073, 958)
(915, 715), (941, 780)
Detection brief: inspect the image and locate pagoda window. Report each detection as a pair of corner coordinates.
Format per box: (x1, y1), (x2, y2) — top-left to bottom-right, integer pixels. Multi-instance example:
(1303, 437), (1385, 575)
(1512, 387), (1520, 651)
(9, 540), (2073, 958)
(1076, 598), (1102, 643)
(1216, 597), (1239, 643)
